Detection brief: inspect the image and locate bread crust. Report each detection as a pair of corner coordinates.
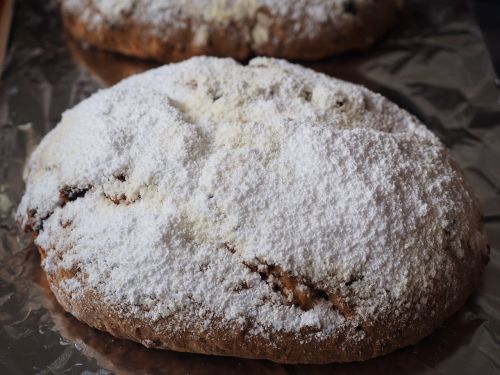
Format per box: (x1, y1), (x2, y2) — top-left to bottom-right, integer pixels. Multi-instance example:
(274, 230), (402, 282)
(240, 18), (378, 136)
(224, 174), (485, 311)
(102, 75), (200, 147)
(17, 57), (489, 363)
(37, 240), (486, 364)
(61, 1), (399, 62)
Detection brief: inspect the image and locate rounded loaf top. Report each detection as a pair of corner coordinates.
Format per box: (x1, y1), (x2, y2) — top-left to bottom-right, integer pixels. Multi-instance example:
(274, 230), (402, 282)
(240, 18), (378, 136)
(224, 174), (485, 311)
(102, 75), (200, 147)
(17, 57), (489, 363)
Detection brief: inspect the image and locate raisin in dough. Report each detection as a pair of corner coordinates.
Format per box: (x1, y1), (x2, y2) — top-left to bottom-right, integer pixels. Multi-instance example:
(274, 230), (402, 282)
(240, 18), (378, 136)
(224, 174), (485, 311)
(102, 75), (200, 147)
(17, 57), (489, 363)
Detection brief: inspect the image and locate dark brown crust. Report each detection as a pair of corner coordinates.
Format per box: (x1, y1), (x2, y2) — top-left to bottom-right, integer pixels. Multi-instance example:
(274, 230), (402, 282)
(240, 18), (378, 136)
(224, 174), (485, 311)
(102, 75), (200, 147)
(61, 1), (400, 62)
(37, 237), (487, 364)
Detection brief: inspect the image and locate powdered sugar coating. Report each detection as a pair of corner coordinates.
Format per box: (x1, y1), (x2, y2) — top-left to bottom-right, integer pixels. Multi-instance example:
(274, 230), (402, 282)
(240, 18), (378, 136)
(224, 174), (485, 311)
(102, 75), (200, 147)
(61, 0), (380, 41)
(17, 57), (488, 342)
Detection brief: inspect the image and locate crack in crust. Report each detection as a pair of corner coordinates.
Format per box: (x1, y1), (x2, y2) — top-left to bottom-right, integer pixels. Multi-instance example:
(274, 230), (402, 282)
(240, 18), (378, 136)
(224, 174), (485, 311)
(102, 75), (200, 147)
(23, 185), (93, 233)
(25, 181), (144, 233)
(106, 174), (142, 205)
(223, 243), (356, 317)
(59, 185), (92, 206)
(103, 192), (140, 205)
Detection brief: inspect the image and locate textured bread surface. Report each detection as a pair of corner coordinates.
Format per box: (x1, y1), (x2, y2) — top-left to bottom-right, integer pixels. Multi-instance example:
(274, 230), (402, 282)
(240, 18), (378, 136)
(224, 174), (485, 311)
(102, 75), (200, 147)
(18, 57), (489, 363)
(60, 0), (399, 61)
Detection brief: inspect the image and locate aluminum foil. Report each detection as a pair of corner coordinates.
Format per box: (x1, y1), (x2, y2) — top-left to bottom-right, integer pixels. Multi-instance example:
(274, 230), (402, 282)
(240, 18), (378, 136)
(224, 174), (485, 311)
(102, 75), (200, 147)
(1, 0), (499, 373)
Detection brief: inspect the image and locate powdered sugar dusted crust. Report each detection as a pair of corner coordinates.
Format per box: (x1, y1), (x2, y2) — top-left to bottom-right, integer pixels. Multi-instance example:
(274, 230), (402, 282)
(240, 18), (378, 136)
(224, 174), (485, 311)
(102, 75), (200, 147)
(17, 57), (489, 362)
(62, 0), (370, 35)
(60, 0), (400, 61)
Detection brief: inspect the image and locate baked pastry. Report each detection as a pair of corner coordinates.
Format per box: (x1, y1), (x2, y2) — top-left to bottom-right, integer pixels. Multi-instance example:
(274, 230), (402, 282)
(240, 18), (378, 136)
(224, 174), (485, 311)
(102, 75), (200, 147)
(61, 0), (400, 62)
(17, 57), (489, 363)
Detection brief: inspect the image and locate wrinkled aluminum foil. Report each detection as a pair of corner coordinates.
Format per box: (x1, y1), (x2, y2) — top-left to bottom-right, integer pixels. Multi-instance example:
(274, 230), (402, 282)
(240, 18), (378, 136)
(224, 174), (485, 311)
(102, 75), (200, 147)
(1, 0), (499, 373)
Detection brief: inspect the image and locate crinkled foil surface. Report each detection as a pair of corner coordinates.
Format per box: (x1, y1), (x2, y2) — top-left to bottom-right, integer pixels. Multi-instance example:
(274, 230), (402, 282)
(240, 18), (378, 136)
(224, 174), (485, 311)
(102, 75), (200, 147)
(1, 0), (499, 374)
